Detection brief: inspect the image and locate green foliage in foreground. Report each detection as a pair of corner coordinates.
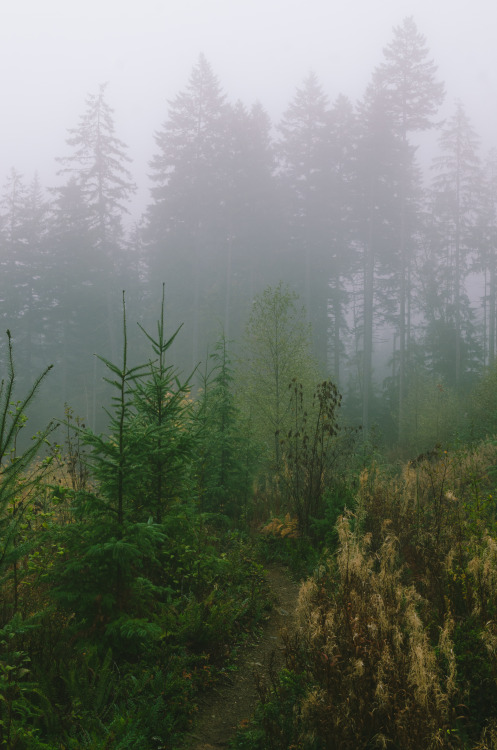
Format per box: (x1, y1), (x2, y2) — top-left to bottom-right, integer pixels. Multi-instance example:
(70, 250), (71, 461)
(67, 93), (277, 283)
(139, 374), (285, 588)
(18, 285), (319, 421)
(0, 312), (269, 749)
(7, 283), (497, 749)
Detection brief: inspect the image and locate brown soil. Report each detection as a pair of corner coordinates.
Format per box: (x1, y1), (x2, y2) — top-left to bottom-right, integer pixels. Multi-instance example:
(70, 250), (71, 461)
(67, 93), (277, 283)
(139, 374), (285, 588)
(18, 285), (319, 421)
(180, 564), (302, 749)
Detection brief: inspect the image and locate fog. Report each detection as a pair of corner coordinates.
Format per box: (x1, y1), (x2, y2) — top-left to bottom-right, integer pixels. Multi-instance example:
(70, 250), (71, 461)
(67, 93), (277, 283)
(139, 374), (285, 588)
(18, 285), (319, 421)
(2, 0), (496, 211)
(2, 0), (497, 448)
(3, 7), (497, 742)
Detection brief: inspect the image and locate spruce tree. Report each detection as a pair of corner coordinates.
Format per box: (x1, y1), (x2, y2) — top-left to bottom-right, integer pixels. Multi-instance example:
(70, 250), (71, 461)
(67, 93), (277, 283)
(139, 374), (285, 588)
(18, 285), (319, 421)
(374, 17), (445, 439)
(51, 293), (196, 648)
(133, 286), (195, 524)
(478, 149), (497, 366)
(276, 72), (332, 368)
(196, 334), (254, 519)
(56, 83), (135, 251)
(427, 101), (482, 387)
(0, 170), (28, 336)
(354, 82), (402, 433)
(327, 94), (359, 387)
(50, 295), (163, 638)
(55, 84), (136, 364)
(223, 100), (278, 339)
(145, 54), (229, 369)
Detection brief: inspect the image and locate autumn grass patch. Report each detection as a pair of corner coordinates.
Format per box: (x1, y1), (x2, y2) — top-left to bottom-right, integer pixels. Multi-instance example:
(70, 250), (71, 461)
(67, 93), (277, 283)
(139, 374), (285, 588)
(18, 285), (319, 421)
(233, 443), (497, 749)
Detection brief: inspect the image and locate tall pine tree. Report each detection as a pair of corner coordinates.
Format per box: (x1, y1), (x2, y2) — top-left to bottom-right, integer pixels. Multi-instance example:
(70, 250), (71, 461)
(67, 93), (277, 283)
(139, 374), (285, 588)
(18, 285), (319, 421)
(145, 55), (229, 369)
(374, 17), (444, 440)
(427, 101), (482, 388)
(277, 72), (332, 368)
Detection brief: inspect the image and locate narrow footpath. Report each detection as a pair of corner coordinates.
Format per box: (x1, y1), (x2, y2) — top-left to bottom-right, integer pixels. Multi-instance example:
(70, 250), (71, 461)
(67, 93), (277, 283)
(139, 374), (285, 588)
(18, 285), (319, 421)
(181, 564), (301, 750)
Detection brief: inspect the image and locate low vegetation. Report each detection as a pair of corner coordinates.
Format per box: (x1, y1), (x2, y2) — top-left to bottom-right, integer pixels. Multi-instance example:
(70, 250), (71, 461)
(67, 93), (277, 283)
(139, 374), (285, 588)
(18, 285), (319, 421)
(3, 287), (497, 749)
(233, 443), (497, 749)
(0, 300), (269, 750)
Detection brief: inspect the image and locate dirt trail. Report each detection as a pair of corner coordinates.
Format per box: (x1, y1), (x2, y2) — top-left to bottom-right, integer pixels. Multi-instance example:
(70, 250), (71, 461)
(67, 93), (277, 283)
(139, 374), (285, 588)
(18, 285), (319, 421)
(181, 564), (302, 750)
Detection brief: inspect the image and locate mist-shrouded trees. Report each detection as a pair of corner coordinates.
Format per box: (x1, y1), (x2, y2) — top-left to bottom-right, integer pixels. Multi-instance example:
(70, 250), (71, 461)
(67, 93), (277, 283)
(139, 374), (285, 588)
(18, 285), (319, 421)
(476, 148), (497, 368)
(45, 84), (137, 427)
(48, 178), (95, 410)
(145, 56), (281, 373)
(427, 101), (482, 388)
(277, 72), (332, 369)
(353, 82), (402, 433)
(2, 15), (497, 457)
(327, 94), (358, 388)
(373, 16), (445, 439)
(0, 170), (30, 336)
(374, 16), (445, 139)
(55, 82), (136, 349)
(56, 83), (136, 255)
(145, 54), (230, 369)
(0, 171), (52, 393)
(223, 100), (279, 340)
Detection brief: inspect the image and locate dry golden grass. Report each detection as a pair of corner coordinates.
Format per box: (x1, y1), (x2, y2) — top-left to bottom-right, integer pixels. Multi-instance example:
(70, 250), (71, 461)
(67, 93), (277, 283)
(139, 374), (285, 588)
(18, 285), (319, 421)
(293, 514), (456, 748)
(260, 513), (299, 538)
(281, 443), (497, 748)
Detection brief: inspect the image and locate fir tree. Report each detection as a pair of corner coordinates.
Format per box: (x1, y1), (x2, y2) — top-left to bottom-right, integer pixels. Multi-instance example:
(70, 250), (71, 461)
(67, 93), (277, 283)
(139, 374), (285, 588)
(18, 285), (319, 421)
(428, 101), (482, 387)
(55, 84), (136, 364)
(374, 16), (445, 438)
(56, 83), (135, 252)
(196, 334), (254, 519)
(146, 55), (229, 368)
(222, 100), (278, 338)
(277, 72), (332, 367)
(354, 82), (402, 433)
(133, 286), (196, 523)
(327, 94), (359, 386)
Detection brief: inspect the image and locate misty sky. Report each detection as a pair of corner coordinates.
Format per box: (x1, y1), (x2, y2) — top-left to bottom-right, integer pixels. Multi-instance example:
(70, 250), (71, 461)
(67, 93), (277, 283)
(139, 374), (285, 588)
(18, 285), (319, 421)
(2, 0), (496, 214)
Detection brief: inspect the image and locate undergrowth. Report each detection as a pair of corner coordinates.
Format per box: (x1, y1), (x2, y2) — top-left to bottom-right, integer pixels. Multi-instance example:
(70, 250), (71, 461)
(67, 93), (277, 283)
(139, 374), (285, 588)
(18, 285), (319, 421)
(233, 443), (497, 749)
(0, 311), (269, 750)
(6, 295), (497, 750)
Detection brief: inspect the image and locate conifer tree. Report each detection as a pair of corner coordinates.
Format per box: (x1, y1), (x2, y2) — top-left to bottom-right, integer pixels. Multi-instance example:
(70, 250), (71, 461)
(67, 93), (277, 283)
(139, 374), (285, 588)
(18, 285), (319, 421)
(428, 101), (482, 387)
(146, 55), (229, 368)
(327, 94), (358, 386)
(196, 334), (254, 518)
(0, 170), (28, 334)
(47, 177), (102, 421)
(479, 150), (497, 367)
(17, 174), (50, 380)
(56, 83), (135, 252)
(223, 100), (278, 339)
(354, 83), (402, 433)
(277, 73), (332, 367)
(51, 295), (164, 632)
(374, 16), (445, 438)
(133, 287), (195, 523)
(0, 172), (51, 389)
(55, 84), (136, 364)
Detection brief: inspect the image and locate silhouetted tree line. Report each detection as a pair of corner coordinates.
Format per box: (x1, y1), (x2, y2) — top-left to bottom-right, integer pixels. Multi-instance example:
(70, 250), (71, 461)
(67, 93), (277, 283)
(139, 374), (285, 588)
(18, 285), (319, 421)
(1, 17), (495, 444)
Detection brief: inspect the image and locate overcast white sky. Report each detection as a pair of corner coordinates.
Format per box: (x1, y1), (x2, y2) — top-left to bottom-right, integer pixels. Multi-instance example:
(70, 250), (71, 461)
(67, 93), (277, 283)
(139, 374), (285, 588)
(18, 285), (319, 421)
(1, 0), (496, 215)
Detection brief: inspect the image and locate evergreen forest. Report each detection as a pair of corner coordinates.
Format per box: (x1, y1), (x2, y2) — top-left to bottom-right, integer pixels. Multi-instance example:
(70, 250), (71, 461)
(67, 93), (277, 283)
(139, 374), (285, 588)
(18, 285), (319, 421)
(3, 15), (497, 750)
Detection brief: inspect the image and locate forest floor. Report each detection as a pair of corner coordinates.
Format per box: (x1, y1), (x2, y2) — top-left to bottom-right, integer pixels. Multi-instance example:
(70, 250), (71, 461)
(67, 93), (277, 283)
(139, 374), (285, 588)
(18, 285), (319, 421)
(180, 563), (302, 749)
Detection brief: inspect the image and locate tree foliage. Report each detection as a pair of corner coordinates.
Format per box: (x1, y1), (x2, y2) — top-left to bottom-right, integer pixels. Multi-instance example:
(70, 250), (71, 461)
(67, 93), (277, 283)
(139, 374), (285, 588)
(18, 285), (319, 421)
(239, 282), (319, 474)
